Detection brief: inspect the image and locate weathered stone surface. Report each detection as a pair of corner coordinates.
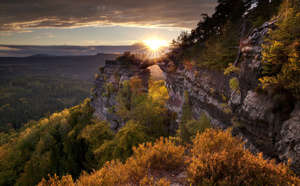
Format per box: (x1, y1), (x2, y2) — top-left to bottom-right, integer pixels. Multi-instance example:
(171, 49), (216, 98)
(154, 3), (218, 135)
(91, 60), (150, 132)
(91, 20), (300, 174)
(158, 20), (300, 174)
(276, 102), (300, 173)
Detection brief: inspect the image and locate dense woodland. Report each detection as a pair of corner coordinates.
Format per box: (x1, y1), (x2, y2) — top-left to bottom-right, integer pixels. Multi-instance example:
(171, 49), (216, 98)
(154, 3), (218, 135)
(0, 79), (173, 186)
(0, 53), (118, 132)
(0, 75), (92, 131)
(1, 0), (300, 185)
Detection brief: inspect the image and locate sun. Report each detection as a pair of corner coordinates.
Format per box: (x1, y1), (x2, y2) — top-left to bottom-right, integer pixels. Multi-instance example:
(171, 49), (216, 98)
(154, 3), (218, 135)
(143, 39), (168, 51)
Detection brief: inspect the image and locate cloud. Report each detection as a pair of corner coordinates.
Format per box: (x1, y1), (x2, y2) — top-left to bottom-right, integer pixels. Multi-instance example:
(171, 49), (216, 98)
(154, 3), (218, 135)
(45, 32), (55, 38)
(0, 0), (217, 32)
(0, 32), (12, 36)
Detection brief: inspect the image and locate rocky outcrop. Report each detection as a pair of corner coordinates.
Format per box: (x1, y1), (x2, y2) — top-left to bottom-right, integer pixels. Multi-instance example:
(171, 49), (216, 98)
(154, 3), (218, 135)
(91, 60), (150, 131)
(91, 20), (299, 174)
(160, 20), (300, 174)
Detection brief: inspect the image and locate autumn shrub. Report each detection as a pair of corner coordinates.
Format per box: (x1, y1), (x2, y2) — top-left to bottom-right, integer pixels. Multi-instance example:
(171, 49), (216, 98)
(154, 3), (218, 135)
(187, 128), (300, 185)
(78, 160), (127, 185)
(139, 175), (170, 186)
(123, 137), (185, 183)
(39, 137), (184, 185)
(38, 174), (74, 186)
(133, 137), (185, 171)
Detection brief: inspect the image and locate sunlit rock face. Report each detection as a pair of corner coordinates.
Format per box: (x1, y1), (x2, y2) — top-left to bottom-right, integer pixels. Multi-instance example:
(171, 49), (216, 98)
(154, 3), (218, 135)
(158, 20), (300, 174)
(91, 60), (150, 132)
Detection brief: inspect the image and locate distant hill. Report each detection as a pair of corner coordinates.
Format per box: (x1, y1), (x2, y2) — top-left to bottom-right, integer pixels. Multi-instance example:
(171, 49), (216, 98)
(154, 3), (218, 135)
(0, 53), (119, 81)
(0, 44), (158, 57)
(28, 54), (55, 57)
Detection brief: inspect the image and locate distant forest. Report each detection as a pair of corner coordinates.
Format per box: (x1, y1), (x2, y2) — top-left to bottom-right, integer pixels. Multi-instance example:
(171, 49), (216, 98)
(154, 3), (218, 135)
(0, 53), (118, 132)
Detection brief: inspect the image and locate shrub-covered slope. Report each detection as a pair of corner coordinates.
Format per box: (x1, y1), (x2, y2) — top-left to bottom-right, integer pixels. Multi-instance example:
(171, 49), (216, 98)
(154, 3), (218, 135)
(39, 128), (300, 186)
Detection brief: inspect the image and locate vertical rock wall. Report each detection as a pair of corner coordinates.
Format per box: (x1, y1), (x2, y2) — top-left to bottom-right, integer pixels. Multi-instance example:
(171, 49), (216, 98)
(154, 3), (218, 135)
(160, 20), (300, 174)
(91, 61), (150, 132)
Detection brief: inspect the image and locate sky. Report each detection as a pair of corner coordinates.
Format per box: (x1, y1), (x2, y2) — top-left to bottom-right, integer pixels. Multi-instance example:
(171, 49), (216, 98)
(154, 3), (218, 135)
(0, 0), (218, 56)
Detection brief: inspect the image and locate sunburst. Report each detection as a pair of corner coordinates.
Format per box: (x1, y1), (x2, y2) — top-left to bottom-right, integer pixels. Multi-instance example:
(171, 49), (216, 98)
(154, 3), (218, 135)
(143, 39), (168, 51)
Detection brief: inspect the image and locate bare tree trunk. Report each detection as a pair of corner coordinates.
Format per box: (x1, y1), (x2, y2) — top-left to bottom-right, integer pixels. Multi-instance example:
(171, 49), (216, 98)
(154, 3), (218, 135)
(234, 23), (246, 67)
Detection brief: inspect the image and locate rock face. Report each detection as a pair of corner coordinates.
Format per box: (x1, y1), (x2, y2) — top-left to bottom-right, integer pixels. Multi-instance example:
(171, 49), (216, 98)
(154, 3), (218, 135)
(159, 20), (300, 174)
(91, 60), (150, 132)
(91, 21), (299, 174)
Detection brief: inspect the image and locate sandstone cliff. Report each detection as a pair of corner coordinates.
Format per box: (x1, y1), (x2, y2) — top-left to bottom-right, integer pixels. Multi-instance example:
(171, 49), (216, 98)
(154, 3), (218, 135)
(91, 21), (299, 174)
(160, 20), (300, 174)
(91, 60), (150, 132)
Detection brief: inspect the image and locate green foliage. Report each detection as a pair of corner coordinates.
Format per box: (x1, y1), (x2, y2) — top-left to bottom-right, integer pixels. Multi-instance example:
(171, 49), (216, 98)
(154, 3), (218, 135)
(40, 137), (185, 185)
(186, 112), (211, 140)
(129, 95), (169, 138)
(113, 121), (149, 162)
(116, 79), (170, 139)
(224, 63), (241, 76)
(260, 0), (300, 93)
(0, 99), (110, 186)
(221, 103), (232, 115)
(0, 75), (92, 131)
(94, 120), (148, 166)
(103, 82), (114, 97)
(246, 0), (282, 26)
(115, 80), (131, 120)
(222, 94), (227, 101)
(96, 80), (171, 166)
(229, 77), (240, 93)
(39, 129), (300, 186)
(200, 34), (238, 69)
(148, 80), (169, 104)
(178, 90), (192, 143)
(169, 0), (283, 71)
(122, 80), (131, 98)
(94, 120), (149, 166)
(80, 121), (114, 151)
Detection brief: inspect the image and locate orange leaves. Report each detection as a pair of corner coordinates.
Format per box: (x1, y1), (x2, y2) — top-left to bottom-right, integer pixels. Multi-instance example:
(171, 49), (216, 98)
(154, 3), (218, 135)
(130, 76), (144, 95)
(38, 174), (74, 186)
(39, 137), (184, 185)
(187, 128), (300, 185)
(38, 128), (300, 185)
(134, 137), (185, 171)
